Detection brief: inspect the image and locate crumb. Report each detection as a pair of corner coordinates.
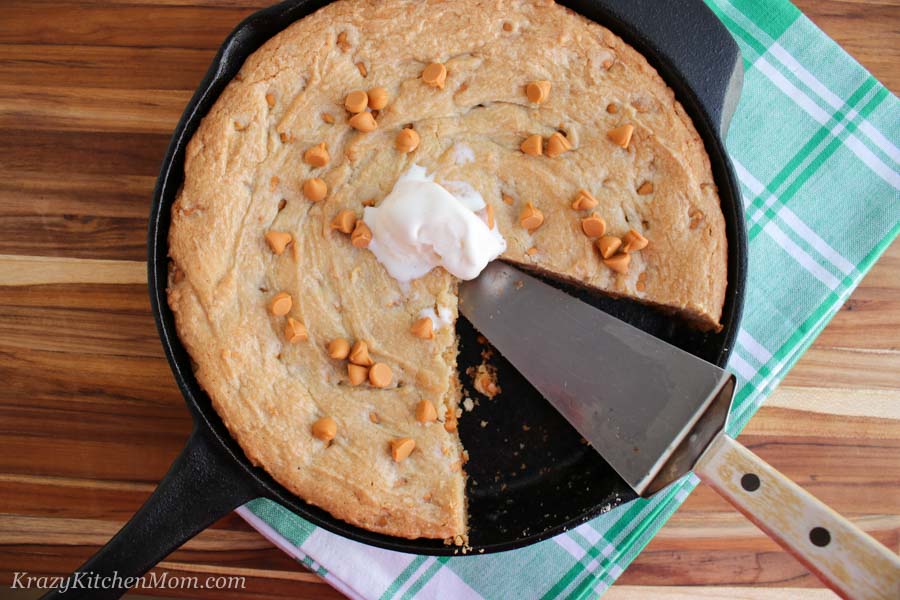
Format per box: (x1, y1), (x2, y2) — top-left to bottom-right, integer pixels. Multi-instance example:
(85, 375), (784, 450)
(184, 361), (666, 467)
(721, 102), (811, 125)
(480, 420), (488, 428)
(470, 363), (501, 398)
(514, 280), (524, 289)
(522, 424), (530, 431)
(463, 397), (475, 412)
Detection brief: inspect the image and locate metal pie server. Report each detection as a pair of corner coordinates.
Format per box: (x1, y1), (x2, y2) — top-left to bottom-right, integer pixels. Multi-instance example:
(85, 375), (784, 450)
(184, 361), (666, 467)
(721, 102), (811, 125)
(459, 262), (899, 600)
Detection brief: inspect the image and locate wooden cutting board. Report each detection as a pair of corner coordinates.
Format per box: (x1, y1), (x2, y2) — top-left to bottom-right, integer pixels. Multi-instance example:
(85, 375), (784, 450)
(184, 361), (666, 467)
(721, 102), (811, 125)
(0, 1), (896, 598)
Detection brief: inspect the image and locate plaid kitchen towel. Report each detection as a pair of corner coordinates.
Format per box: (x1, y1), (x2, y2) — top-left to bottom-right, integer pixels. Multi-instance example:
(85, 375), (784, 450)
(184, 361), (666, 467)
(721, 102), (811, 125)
(237, 0), (900, 597)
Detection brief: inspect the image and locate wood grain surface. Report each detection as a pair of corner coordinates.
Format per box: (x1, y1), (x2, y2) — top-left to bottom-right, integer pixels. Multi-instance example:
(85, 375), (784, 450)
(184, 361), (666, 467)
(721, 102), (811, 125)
(0, 1), (897, 599)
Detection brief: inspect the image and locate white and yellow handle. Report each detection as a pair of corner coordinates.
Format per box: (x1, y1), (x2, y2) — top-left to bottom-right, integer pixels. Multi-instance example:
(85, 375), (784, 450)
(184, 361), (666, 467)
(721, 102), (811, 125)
(695, 434), (899, 600)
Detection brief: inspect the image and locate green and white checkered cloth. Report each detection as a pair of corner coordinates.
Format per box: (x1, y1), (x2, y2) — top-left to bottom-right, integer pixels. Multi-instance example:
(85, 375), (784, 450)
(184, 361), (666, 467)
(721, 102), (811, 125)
(236, 0), (900, 597)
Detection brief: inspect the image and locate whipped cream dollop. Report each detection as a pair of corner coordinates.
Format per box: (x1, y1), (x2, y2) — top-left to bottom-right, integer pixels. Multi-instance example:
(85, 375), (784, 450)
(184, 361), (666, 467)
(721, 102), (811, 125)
(363, 165), (506, 283)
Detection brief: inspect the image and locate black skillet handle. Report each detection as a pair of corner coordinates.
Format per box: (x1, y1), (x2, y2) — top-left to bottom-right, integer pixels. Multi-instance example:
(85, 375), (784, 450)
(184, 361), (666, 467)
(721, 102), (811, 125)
(41, 426), (261, 600)
(565, 0), (744, 136)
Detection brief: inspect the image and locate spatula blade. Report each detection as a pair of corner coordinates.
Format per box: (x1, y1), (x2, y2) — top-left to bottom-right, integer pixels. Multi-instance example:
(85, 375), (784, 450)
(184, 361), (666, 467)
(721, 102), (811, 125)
(458, 262), (735, 496)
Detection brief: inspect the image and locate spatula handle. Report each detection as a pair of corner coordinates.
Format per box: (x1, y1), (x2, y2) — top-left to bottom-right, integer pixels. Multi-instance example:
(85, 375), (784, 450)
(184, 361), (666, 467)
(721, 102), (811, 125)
(694, 434), (899, 599)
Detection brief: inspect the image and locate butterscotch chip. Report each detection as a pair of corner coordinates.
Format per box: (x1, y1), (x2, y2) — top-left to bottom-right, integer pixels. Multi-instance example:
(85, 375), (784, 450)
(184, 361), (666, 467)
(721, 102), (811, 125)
(312, 417), (336, 442)
(689, 208), (704, 229)
(502, 194), (515, 205)
(269, 292), (292, 316)
(356, 62), (368, 77)
(265, 231), (293, 255)
(304, 142), (329, 167)
(336, 31), (350, 52)
(502, 21), (513, 32)
(415, 400), (438, 423)
(486, 204), (495, 229)
(607, 124), (634, 148)
(351, 221), (372, 248)
(581, 214), (607, 238)
(525, 80), (551, 103)
(422, 62), (447, 88)
(368, 87), (388, 110)
(637, 182), (654, 195)
(331, 210), (357, 234)
(369, 412), (380, 424)
(526, 246), (538, 256)
(520, 134), (543, 156)
(390, 438), (416, 462)
(349, 340), (374, 366)
(596, 235), (622, 259)
(443, 408), (458, 432)
(265, 93), (276, 108)
(347, 363), (369, 386)
(519, 202), (544, 232)
(369, 363), (392, 387)
(284, 318), (308, 343)
(395, 128), (420, 153)
(545, 132), (572, 157)
(571, 189), (598, 211)
(606, 103), (618, 114)
(303, 178), (327, 202)
(279, 131), (292, 143)
(622, 229), (649, 252)
(322, 113), (335, 124)
(328, 338), (350, 360)
(604, 252), (631, 274)
(411, 317), (434, 339)
(349, 112), (377, 132)
(344, 90), (369, 113)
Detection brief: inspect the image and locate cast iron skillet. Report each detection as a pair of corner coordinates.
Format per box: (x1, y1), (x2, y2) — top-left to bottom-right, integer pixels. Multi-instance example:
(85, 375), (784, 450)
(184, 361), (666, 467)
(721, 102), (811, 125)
(45, 1), (745, 597)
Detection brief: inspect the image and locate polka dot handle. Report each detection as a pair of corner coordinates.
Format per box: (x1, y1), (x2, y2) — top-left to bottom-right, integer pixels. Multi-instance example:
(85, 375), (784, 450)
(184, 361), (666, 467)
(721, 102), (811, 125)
(695, 434), (900, 599)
